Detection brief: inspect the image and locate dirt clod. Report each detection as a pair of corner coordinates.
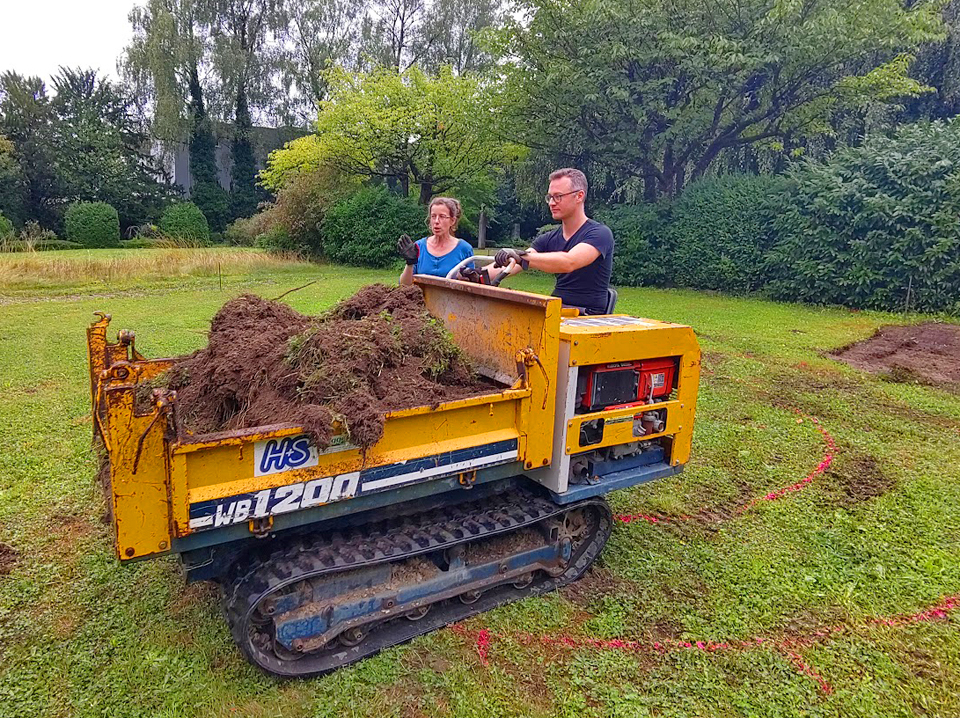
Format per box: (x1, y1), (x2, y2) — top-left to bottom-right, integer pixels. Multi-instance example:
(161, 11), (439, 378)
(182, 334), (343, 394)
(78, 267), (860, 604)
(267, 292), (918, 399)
(832, 323), (960, 391)
(825, 455), (896, 505)
(165, 285), (492, 448)
(0, 542), (19, 576)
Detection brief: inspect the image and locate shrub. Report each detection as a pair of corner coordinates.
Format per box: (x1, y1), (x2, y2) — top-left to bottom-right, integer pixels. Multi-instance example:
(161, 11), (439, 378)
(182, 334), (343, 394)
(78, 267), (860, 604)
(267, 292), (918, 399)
(255, 226), (301, 253)
(190, 181), (230, 233)
(121, 238), (163, 249)
(667, 174), (788, 293)
(160, 202), (210, 243)
(321, 186), (425, 267)
(224, 215), (270, 246)
(274, 166), (360, 254)
(1, 239), (81, 252)
(597, 203), (670, 287)
(64, 202), (120, 248)
(0, 212), (13, 239)
(767, 120), (960, 313)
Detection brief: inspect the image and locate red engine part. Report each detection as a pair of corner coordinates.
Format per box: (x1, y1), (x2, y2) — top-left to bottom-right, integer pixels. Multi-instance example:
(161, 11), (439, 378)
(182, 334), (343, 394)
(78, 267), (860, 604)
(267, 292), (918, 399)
(577, 358), (678, 413)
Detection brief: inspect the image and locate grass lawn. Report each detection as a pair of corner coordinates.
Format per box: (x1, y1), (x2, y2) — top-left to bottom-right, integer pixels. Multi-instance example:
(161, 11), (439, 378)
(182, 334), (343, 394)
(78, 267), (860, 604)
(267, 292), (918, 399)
(1, 252), (959, 717)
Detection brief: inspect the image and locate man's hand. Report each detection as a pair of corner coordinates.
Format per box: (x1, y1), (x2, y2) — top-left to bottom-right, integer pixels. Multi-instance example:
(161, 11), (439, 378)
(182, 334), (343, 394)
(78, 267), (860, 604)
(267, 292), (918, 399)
(397, 234), (419, 265)
(494, 248), (528, 269)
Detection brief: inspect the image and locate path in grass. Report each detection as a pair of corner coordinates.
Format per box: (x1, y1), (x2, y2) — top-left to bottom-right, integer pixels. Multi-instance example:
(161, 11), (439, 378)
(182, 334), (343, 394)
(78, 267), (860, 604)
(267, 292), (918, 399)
(0, 261), (959, 717)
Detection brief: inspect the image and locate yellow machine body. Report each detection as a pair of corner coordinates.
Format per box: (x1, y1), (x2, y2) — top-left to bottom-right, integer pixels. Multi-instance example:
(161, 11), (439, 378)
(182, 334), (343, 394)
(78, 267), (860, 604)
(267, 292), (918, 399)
(87, 278), (700, 563)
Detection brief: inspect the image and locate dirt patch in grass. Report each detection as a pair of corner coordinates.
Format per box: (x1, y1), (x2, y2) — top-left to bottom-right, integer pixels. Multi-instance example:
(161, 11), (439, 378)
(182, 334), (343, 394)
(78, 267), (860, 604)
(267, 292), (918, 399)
(562, 566), (638, 608)
(763, 370), (960, 431)
(824, 455), (896, 505)
(164, 285), (493, 448)
(0, 542), (19, 575)
(832, 323), (960, 391)
(51, 512), (98, 538)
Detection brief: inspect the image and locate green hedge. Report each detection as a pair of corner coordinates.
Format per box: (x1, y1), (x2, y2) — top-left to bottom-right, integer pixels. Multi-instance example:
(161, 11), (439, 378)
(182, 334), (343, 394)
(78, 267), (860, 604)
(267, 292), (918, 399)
(160, 202), (211, 243)
(767, 120), (960, 313)
(667, 175), (787, 293)
(0, 239), (82, 251)
(601, 175), (786, 292)
(321, 186), (425, 267)
(64, 202), (120, 248)
(598, 203), (669, 287)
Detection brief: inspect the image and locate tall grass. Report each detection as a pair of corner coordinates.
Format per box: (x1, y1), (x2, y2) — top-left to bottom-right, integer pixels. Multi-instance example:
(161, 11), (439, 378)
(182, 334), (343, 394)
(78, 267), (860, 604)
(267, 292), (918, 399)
(0, 247), (312, 288)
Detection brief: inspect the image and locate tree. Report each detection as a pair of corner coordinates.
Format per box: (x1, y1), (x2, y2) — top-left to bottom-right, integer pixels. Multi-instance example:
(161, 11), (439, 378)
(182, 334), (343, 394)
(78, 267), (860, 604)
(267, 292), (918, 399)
(230, 87), (260, 218)
(0, 73), (61, 228)
(49, 68), (176, 228)
(123, 0), (209, 143)
(766, 120), (960, 313)
(0, 134), (26, 227)
(279, 0), (367, 123)
(365, 0), (428, 70)
(187, 64), (230, 231)
(492, 0), (945, 200)
(265, 66), (521, 204)
(417, 0), (503, 73)
(207, 0), (285, 219)
(905, 0), (960, 120)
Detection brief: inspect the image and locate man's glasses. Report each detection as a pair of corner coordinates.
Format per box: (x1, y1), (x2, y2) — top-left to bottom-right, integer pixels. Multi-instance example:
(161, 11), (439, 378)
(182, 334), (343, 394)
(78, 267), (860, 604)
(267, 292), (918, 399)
(545, 190), (581, 204)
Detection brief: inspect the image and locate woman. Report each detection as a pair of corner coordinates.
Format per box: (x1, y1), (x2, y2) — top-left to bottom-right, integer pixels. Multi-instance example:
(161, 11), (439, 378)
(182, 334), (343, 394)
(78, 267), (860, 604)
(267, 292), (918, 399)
(398, 197), (473, 285)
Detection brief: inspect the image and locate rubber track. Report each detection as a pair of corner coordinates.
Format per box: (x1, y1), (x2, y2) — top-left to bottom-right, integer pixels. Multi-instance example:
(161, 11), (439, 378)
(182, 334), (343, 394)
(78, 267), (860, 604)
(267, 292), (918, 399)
(223, 489), (612, 678)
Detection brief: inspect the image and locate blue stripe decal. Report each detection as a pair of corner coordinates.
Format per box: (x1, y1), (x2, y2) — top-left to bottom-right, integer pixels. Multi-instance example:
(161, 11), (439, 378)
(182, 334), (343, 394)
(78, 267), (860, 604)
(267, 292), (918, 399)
(359, 439), (519, 484)
(187, 438), (519, 531)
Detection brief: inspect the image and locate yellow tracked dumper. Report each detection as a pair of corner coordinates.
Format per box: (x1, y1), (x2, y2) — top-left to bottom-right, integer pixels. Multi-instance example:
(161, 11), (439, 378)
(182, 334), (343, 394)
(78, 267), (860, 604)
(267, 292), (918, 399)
(87, 276), (700, 677)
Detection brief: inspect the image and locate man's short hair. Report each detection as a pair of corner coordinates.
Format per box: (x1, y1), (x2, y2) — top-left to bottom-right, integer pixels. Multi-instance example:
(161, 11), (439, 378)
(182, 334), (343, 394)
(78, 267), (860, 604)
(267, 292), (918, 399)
(549, 168), (588, 195)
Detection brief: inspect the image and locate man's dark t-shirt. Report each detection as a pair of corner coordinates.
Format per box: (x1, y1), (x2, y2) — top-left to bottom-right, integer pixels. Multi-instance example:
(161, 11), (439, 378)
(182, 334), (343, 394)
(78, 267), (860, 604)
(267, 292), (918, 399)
(531, 219), (614, 314)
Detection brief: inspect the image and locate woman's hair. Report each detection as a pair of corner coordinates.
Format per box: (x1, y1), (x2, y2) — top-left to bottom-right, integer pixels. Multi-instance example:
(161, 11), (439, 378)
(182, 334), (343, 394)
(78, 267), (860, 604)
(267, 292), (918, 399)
(426, 197), (462, 232)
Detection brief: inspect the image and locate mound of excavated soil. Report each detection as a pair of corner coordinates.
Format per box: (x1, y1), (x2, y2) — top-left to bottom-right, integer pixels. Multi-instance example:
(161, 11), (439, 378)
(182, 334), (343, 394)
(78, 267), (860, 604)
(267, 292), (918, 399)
(831, 323), (960, 390)
(165, 284), (492, 448)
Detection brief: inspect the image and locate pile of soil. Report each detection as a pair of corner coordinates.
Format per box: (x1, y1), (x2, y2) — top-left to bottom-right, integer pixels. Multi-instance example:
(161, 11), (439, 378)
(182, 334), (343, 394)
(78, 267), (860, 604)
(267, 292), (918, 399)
(165, 284), (492, 448)
(831, 323), (960, 390)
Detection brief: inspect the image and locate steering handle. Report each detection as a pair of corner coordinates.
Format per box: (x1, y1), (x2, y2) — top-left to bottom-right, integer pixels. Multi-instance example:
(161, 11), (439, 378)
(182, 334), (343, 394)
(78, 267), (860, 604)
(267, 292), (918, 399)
(444, 254), (512, 286)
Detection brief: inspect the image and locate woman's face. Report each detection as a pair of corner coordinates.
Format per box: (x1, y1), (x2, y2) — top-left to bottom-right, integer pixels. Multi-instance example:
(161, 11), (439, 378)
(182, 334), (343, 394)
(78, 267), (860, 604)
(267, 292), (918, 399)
(429, 204), (455, 237)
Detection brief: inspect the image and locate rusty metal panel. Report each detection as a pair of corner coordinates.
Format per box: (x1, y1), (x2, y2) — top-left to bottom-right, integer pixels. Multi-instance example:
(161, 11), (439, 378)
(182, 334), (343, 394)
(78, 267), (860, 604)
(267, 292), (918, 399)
(416, 276), (562, 470)
(416, 276), (560, 385)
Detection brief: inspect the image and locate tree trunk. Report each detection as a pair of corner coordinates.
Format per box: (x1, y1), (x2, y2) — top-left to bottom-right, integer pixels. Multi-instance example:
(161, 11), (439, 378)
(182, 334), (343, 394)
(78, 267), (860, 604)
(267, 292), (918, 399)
(418, 181), (433, 205)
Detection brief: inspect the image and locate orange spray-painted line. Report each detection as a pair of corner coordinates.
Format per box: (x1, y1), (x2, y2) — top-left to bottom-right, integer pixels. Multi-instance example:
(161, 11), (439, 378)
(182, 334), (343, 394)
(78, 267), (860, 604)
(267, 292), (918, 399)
(451, 595), (960, 695)
(615, 410), (836, 525)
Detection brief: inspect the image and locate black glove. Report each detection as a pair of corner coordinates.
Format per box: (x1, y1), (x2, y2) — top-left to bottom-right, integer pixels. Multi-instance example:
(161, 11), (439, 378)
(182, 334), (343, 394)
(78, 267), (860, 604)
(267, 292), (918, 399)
(459, 267), (482, 283)
(494, 248), (528, 269)
(397, 234), (419, 265)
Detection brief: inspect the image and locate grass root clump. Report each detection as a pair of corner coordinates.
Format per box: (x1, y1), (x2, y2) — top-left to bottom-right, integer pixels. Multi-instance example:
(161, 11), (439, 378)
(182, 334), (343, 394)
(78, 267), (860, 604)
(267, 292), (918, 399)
(167, 284), (489, 448)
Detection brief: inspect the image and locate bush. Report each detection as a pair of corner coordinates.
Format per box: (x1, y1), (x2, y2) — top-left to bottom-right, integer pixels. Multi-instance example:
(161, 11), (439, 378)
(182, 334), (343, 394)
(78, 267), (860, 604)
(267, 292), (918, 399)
(597, 203), (670, 287)
(64, 202), (121, 248)
(255, 226), (301, 253)
(667, 174), (788, 293)
(160, 202), (210, 243)
(767, 120), (960, 313)
(1, 238), (82, 252)
(321, 186), (425, 267)
(0, 212), (13, 239)
(225, 209), (280, 247)
(121, 238), (163, 249)
(190, 181), (230, 233)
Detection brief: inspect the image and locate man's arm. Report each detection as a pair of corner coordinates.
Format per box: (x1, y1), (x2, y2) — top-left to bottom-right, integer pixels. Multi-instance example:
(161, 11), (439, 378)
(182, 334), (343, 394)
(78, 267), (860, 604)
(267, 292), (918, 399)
(525, 243), (600, 274)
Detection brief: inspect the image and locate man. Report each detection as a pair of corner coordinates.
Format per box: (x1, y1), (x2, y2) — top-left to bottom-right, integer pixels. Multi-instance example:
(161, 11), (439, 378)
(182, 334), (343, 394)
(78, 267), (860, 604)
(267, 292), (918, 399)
(494, 168), (614, 315)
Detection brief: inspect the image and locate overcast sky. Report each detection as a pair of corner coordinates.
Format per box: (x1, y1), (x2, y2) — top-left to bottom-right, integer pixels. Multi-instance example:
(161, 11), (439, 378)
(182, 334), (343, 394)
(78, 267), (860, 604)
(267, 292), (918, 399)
(0, 0), (140, 84)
